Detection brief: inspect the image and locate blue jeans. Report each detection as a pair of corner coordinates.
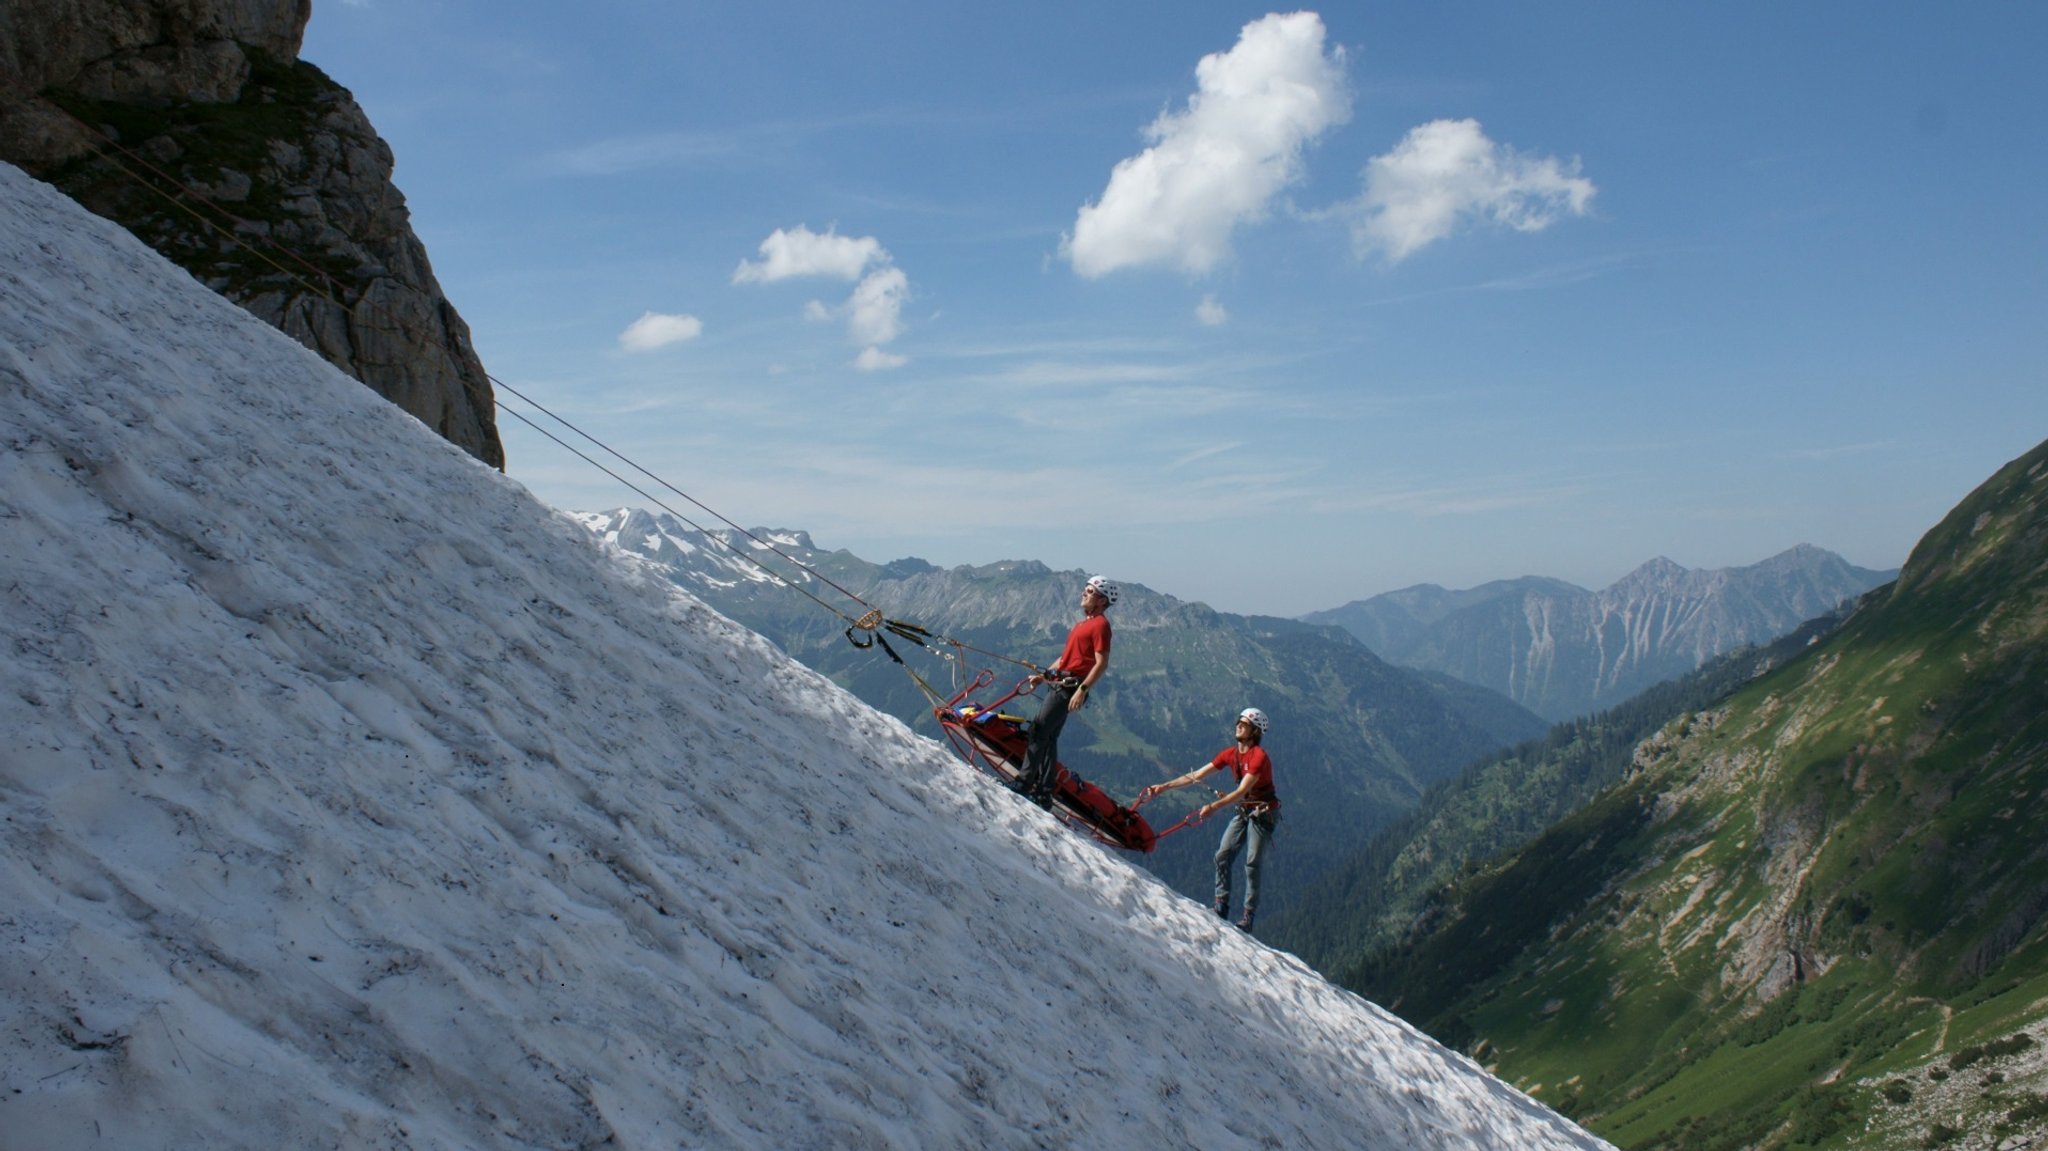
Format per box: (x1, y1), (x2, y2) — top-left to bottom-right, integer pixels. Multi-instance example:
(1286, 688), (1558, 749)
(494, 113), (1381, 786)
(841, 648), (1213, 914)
(1214, 807), (1279, 913)
(1017, 683), (1075, 797)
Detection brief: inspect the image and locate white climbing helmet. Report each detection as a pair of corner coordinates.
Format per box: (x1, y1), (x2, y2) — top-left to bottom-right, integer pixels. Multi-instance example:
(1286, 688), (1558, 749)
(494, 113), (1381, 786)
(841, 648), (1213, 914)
(1085, 575), (1119, 606)
(1237, 707), (1270, 734)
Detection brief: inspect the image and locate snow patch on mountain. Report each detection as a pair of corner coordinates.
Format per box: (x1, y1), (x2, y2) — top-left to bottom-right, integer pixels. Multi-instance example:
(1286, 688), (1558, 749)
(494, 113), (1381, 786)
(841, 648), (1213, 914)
(0, 162), (1607, 1149)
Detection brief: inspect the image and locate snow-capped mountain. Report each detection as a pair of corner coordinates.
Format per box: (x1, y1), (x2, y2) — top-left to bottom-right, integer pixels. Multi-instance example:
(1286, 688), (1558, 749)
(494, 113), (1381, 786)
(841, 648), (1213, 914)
(1306, 549), (1894, 722)
(0, 162), (1606, 1148)
(570, 510), (826, 594)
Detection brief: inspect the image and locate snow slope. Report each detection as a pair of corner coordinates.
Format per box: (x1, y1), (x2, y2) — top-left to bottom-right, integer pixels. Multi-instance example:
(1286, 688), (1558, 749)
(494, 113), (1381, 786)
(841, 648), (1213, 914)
(0, 162), (1608, 1150)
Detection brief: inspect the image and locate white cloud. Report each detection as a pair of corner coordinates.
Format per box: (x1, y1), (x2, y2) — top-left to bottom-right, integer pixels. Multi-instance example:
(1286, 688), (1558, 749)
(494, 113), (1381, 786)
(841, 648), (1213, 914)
(854, 346), (908, 372)
(845, 267), (909, 347)
(1345, 118), (1596, 263)
(737, 226), (911, 353)
(1195, 295), (1229, 326)
(1065, 11), (1351, 279)
(733, 225), (887, 284)
(618, 311), (703, 352)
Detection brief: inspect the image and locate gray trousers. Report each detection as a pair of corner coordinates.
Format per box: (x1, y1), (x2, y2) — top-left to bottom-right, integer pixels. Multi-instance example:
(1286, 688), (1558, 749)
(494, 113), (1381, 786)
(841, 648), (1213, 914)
(1017, 683), (1075, 796)
(1214, 807), (1279, 913)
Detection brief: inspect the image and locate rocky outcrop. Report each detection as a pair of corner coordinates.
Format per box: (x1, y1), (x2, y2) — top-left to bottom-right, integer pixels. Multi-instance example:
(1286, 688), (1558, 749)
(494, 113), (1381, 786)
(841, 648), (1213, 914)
(0, 0), (503, 467)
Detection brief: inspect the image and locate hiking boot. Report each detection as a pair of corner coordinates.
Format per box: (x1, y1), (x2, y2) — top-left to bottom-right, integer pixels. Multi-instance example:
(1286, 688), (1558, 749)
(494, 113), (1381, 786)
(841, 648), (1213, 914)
(1235, 909), (1255, 933)
(1213, 898), (1229, 919)
(1005, 780), (1049, 809)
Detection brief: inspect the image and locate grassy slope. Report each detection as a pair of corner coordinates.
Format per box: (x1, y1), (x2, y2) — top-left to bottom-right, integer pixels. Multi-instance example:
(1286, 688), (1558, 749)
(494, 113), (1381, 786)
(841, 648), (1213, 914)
(1349, 438), (2048, 1150)
(1272, 610), (1854, 980)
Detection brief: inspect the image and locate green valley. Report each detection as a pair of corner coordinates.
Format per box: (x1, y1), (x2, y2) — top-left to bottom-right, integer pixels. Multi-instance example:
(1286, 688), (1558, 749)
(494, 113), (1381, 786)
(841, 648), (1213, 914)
(1343, 438), (2048, 1150)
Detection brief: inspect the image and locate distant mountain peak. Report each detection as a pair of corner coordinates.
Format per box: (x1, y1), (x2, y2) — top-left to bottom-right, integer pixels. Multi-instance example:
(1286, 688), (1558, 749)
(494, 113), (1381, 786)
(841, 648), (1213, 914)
(1610, 555), (1688, 589)
(880, 556), (938, 579)
(1307, 546), (1895, 721)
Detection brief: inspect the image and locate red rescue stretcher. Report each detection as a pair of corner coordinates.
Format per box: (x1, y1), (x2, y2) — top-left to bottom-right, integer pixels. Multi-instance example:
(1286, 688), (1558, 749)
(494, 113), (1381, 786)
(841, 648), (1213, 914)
(932, 671), (1158, 853)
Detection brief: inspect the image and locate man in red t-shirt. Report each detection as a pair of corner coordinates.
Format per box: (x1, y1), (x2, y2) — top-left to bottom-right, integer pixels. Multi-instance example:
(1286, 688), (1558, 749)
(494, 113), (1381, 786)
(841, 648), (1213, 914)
(1137, 707), (1280, 933)
(1011, 575), (1116, 807)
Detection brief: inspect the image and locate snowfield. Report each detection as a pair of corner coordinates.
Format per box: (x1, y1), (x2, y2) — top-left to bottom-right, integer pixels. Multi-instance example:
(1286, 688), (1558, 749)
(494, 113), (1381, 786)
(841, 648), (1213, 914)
(0, 162), (1609, 1150)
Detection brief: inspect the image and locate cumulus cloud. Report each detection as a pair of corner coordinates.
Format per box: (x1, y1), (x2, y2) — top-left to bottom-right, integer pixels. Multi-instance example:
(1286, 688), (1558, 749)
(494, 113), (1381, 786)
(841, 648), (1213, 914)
(618, 311), (703, 352)
(1344, 118), (1595, 263)
(1065, 11), (1350, 279)
(733, 225), (888, 284)
(1195, 295), (1229, 326)
(854, 346), (908, 372)
(736, 224), (913, 353)
(845, 267), (908, 347)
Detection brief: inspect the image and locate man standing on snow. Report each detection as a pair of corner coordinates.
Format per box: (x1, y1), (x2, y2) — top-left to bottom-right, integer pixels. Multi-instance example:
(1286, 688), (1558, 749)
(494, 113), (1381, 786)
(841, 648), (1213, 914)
(1138, 707), (1280, 934)
(1011, 575), (1116, 808)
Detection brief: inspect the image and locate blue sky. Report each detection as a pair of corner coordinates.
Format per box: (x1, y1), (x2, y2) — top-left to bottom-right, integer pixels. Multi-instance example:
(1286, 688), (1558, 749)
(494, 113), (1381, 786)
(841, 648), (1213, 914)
(303, 2), (2048, 617)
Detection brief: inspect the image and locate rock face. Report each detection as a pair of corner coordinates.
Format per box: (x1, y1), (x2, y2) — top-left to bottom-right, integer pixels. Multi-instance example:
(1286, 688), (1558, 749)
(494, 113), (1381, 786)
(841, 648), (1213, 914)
(0, 0), (503, 468)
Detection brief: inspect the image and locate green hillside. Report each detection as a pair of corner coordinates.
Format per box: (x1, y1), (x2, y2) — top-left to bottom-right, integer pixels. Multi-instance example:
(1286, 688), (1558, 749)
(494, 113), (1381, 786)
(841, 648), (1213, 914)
(1271, 605), (1857, 980)
(1346, 438), (2048, 1150)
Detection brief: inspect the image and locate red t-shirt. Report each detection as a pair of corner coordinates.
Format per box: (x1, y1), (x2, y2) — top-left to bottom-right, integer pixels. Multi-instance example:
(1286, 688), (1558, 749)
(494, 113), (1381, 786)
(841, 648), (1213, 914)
(1211, 745), (1279, 810)
(1053, 614), (1112, 681)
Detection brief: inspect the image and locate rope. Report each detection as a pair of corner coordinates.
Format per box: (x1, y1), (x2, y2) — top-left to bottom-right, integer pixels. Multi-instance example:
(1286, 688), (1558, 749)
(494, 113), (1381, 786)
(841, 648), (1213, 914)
(488, 374), (880, 611)
(1150, 809), (1212, 840)
(68, 125), (343, 308)
(489, 383), (1040, 674)
(54, 105), (871, 623)
(492, 398), (865, 625)
(1130, 788), (1232, 843)
(53, 100), (1046, 676)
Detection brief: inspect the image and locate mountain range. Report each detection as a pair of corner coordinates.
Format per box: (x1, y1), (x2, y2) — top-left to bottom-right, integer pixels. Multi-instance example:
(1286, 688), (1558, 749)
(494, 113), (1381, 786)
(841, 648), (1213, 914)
(1305, 548), (1895, 723)
(571, 508), (1549, 923)
(1345, 436), (2048, 1149)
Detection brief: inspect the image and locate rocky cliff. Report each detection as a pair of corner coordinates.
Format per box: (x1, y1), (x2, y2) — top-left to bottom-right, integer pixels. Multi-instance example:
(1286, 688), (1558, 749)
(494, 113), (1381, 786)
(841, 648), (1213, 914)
(0, 0), (503, 467)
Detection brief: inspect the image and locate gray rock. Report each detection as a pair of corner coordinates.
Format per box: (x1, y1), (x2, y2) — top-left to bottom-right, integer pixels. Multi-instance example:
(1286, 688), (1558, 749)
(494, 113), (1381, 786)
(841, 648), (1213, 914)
(0, 0), (503, 468)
